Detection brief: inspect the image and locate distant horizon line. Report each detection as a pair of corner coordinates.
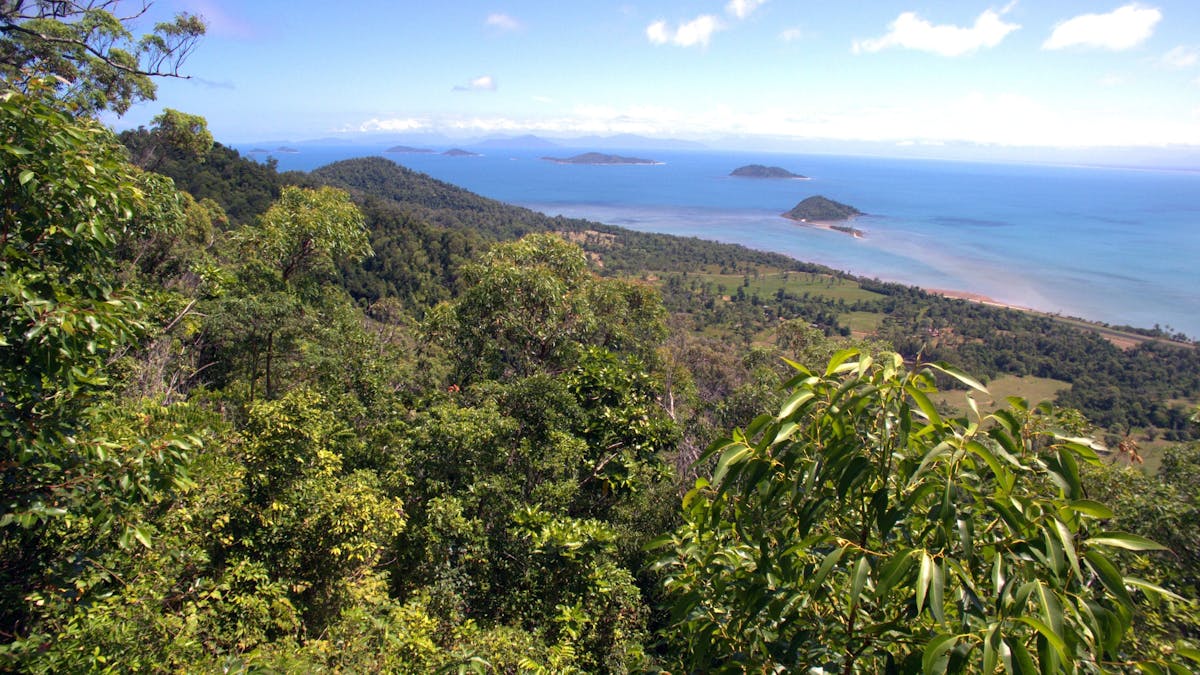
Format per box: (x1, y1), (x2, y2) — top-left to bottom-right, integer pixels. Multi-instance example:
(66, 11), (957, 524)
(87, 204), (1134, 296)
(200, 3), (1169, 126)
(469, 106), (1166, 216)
(216, 132), (1200, 171)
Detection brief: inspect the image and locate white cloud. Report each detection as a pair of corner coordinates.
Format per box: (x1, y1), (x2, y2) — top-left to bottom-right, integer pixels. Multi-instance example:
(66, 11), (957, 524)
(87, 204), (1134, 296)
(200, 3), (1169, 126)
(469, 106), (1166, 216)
(486, 13), (521, 31)
(646, 21), (670, 45)
(353, 117), (426, 133)
(1043, 4), (1161, 51)
(646, 15), (722, 48)
(854, 9), (1019, 57)
(1099, 73), (1126, 87)
(1160, 46), (1199, 69)
(346, 93), (1200, 147)
(726, 0), (768, 20)
(453, 75), (497, 92)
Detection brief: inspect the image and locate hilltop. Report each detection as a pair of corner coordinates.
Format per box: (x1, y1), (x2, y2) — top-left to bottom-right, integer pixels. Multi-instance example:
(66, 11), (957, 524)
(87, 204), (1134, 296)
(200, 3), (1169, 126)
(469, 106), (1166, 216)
(782, 195), (863, 222)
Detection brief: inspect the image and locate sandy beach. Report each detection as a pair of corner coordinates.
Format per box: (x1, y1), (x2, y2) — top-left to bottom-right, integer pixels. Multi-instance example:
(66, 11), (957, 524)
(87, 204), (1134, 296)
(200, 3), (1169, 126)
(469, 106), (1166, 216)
(923, 288), (1034, 312)
(784, 216), (866, 239)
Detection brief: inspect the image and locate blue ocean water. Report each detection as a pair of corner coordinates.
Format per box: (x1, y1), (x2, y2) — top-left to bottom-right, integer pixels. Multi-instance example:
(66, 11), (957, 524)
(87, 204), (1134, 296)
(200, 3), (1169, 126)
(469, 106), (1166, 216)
(252, 145), (1200, 338)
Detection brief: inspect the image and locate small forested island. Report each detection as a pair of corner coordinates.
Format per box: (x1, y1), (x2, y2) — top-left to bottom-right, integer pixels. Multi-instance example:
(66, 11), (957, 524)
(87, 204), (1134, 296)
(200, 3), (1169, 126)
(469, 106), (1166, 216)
(783, 195), (863, 222)
(442, 148), (480, 157)
(542, 151), (658, 165)
(384, 145), (435, 153)
(731, 164), (807, 179)
(275, 146), (299, 153)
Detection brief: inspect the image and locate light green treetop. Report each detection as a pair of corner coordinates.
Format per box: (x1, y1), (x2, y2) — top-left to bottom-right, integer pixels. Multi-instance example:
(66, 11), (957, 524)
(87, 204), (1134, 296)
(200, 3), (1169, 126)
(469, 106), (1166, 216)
(0, 1), (206, 115)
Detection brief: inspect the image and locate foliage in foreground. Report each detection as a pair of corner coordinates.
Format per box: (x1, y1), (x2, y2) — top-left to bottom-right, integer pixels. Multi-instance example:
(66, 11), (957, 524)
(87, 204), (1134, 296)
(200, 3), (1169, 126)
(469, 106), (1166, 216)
(654, 351), (1196, 673)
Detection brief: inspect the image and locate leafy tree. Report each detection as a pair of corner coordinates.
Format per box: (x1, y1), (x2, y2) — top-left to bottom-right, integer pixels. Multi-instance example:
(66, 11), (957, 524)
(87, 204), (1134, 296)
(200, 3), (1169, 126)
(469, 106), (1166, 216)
(124, 106), (213, 171)
(201, 185), (370, 399)
(654, 351), (1190, 673)
(426, 233), (665, 384)
(0, 0), (205, 114)
(0, 83), (195, 539)
(250, 184), (370, 286)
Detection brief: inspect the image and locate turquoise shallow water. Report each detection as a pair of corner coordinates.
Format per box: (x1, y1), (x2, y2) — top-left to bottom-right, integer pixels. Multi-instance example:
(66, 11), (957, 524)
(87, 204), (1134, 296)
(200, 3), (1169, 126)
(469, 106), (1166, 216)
(254, 145), (1200, 338)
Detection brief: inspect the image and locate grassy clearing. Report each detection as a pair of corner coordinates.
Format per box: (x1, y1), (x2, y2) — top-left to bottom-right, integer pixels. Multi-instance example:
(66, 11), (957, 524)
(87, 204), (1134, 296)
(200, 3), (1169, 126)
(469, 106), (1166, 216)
(932, 374), (1071, 416)
(843, 311), (884, 334)
(688, 270), (886, 304)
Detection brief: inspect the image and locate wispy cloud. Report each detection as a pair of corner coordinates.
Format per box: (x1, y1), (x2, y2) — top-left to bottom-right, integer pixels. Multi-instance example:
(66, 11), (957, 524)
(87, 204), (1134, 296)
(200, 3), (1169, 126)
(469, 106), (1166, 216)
(185, 0), (258, 39)
(190, 76), (237, 90)
(1159, 46), (1199, 69)
(779, 26), (806, 42)
(453, 75), (497, 92)
(646, 15), (722, 48)
(486, 13), (522, 31)
(1099, 73), (1126, 87)
(1043, 4), (1161, 51)
(854, 8), (1020, 57)
(726, 0), (768, 20)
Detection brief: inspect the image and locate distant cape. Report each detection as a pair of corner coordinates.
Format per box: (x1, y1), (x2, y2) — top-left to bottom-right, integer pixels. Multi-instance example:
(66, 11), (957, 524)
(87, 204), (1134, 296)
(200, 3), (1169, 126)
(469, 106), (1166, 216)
(541, 152), (659, 165)
(385, 145), (435, 154)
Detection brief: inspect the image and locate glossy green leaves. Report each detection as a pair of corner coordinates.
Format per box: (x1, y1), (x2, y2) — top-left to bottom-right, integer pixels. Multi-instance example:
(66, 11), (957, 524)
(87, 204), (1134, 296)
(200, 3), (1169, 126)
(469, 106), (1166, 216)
(657, 352), (1179, 672)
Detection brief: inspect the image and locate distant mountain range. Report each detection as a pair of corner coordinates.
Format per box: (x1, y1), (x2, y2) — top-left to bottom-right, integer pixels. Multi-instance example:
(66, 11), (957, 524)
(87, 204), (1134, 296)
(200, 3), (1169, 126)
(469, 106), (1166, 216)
(238, 133), (708, 153)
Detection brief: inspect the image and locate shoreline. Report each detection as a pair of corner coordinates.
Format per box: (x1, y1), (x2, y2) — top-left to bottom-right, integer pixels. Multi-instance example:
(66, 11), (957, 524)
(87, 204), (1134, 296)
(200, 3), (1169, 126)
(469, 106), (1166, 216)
(783, 215), (865, 239)
(922, 287), (1033, 312)
(918, 288), (1195, 350)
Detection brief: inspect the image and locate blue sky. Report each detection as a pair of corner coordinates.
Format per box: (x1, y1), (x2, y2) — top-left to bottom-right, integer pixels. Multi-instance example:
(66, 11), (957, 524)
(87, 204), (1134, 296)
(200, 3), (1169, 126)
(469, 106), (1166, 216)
(111, 1), (1200, 151)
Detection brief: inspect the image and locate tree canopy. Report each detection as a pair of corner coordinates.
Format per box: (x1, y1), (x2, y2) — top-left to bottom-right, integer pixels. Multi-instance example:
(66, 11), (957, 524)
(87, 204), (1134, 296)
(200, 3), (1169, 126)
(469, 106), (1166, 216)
(0, 0), (205, 114)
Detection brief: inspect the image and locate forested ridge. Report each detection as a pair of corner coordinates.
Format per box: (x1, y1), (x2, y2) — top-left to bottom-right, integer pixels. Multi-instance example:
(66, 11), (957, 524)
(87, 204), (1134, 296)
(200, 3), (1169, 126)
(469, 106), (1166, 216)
(3, 6), (1200, 672)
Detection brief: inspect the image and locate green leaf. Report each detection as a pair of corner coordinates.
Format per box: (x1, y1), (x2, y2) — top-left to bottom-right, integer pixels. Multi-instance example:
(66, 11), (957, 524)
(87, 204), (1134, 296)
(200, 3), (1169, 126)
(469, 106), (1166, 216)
(1005, 636), (1038, 675)
(1016, 616), (1068, 665)
(18, 169), (34, 185)
(825, 348), (860, 376)
(643, 534), (674, 552)
(876, 548), (916, 598)
(983, 623), (1000, 674)
(922, 634), (958, 675)
(777, 389), (815, 421)
(906, 383), (942, 427)
(1052, 518), (1082, 583)
(927, 361), (989, 393)
(809, 545), (846, 589)
(916, 551), (934, 613)
(1084, 549), (1133, 608)
(1125, 577), (1186, 602)
(1086, 531), (1167, 552)
(711, 443), (752, 486)
(132, 524), (153, 548)
(1177, 646), (1200, 665)
(1034, 581), (1064, 638)
(929, 558), (945, 622)
(850, 556), (869, 609)
(1067, 500), (1113, 520)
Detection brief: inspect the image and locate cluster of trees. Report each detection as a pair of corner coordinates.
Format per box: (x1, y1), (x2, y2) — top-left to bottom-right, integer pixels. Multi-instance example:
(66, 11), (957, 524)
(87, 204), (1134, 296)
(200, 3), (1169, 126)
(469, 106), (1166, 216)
(3, 5), (1198, 671)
